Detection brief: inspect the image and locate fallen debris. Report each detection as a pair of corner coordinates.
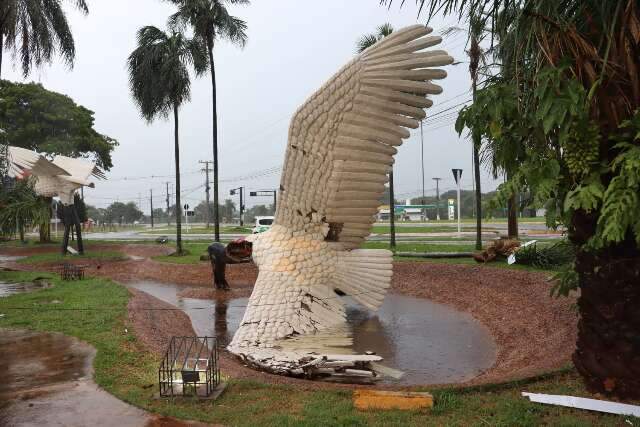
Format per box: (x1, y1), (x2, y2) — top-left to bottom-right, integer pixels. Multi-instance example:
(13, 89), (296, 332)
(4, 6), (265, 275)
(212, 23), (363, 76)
(234, 349), (384, 383)
(473, 239), (521, 263)
(522, 392), (640, 417)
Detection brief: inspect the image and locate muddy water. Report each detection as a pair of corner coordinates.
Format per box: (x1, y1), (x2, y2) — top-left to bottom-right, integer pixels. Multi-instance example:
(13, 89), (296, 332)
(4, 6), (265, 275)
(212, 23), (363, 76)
(0, 330), (155, 426)
(0, 330), (90, 396)
(131, 281), (496, 385)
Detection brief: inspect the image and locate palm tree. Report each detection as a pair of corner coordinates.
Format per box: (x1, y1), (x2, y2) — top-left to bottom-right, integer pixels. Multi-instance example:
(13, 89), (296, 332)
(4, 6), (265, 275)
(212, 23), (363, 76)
(356, 23), (396, 248)
(387, 0), (640, 398)
(0, 178), (50, 242)
(467, 14), (485, 247)
(0, 0), (88, 78)
(167, 0), (248, 242)
(127, 26), (207, 254)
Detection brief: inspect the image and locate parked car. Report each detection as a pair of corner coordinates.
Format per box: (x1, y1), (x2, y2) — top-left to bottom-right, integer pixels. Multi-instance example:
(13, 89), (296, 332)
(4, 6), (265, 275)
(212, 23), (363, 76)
(252, 216), (274, 234)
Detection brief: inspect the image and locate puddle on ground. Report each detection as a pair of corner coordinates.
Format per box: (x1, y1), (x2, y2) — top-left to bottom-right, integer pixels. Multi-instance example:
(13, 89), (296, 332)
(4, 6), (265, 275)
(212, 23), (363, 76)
(0, 280), (51, 298)
(130, 281), (497, 385)
(0, 330), (91, 396)
(0, 255), (25, 264)
(0, 330), (153, 426)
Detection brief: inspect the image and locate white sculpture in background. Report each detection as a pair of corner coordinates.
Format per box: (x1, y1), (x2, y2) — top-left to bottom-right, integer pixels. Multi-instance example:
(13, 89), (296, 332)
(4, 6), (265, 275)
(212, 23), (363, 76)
(227, 25), (453, 379)
(7, 146), (104, 254)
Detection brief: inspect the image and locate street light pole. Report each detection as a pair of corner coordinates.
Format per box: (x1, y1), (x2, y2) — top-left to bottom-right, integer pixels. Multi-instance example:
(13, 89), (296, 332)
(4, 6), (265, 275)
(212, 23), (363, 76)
(433, 177), (442, 221)
(199, 160), (213, 229)
(452, 169), (463, 236)
(389, 170), (396, 249)
(420, 120), (425, 220)
(230, 187), (245, 226)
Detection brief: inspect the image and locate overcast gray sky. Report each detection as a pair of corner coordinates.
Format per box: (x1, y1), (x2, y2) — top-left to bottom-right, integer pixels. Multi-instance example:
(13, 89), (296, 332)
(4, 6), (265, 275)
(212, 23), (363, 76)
(4, 0), (500, 212)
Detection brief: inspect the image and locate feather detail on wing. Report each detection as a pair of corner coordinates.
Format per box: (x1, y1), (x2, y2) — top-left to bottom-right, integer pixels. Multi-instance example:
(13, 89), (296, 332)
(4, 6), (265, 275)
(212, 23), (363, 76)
(7, 146), (70, 179)
(275, 25), (453, 248)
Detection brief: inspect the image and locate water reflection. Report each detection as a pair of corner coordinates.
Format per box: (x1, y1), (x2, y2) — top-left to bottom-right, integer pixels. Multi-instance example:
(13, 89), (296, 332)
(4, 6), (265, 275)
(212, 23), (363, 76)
(214, 300), (230, 346)
(130, 281), (497, 385)
(0, 280), (50, 298)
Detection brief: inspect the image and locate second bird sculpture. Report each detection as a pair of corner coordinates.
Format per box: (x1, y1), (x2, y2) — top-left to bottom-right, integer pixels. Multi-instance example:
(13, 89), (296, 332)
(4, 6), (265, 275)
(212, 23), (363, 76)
(228, 25), (453, 379)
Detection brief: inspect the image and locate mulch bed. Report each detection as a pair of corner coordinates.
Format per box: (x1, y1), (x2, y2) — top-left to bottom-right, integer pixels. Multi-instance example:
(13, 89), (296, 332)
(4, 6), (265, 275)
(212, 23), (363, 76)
(1, 243), (577, 390)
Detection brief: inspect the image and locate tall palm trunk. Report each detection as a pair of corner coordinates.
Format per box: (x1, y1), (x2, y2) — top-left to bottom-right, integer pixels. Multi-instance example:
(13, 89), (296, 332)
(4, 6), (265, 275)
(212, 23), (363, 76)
(507, 192), (518, 238)
(39, 197), (52, 243)
(0, 32), (3, 78)
(17, 214), (24, 242)
(173, 104), (183, 254)
(571, 210), (640, 398)
(473, 139), (482, 248)
(470, 33), (482, 250)
(207, 42), (220, 242)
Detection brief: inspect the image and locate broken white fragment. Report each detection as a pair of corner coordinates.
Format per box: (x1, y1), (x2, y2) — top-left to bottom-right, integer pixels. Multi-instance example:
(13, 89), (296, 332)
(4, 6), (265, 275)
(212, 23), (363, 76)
(522, 392), (640, 417)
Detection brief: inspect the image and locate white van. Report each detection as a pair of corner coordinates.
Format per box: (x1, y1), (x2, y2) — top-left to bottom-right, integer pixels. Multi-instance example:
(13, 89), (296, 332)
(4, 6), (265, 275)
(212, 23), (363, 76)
(252, 216), (274, 234)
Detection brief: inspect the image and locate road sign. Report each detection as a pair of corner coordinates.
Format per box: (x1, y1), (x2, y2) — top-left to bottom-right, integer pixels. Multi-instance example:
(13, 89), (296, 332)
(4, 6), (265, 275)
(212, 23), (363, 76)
(451, 169), (463, 184)
(183, 204), (189, 211)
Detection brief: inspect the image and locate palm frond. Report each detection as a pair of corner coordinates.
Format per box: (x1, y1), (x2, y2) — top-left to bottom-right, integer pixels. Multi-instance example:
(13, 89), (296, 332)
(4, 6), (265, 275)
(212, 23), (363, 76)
(1, 0), (88, 76)
(127, 26), (207, 122)
(356, 34), (379, 53)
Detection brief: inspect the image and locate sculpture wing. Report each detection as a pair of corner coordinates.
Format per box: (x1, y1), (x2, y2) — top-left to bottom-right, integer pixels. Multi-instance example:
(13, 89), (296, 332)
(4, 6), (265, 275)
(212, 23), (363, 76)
(7, 146), (70, 178)
(53, 155), (105, 187)
(276, 25), (453, 248)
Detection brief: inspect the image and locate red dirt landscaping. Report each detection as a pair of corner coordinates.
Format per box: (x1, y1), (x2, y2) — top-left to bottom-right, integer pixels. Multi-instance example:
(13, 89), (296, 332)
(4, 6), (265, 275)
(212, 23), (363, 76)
(1, 243), (577, 389)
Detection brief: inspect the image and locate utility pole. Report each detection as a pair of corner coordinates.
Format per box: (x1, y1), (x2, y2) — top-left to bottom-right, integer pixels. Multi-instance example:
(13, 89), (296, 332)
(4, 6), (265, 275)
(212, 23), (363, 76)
(389, 170), (396, 249)
(420, 120), (426, 220)
(165, 182), (171, 226)
(433, 177), (442, 221)
(199, 160), (213, 229)
(452, 169), (463, 236)
(230, 187), (245, 226)
(150, 189), (154, 228)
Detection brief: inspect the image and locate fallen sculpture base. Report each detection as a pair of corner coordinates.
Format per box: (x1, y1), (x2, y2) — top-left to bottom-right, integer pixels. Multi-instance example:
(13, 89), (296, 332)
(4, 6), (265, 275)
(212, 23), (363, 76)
(234, 349), (384, 383)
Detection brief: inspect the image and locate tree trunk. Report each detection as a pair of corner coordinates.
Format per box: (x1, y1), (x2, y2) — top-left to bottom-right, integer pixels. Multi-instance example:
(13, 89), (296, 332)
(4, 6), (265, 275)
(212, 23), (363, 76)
(18, 218), (24, 242)
(507, 192), (518, 239)
(389, 170), (396, 249)
(39, 219), (51, 243)
(469, 33), (483, 249)
(208, 44), (220, 243)
(473, 141), (482, 249)
(173, 104), (183, 254)
(571, 210), (640, 398)
(39, 197), (52, 243)
(0, 32), (4, 79)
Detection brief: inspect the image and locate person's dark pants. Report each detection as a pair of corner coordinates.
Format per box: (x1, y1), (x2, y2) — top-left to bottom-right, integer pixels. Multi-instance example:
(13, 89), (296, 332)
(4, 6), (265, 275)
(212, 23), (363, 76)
(208, 243), (230, 290)
(61, 204), (84, 255)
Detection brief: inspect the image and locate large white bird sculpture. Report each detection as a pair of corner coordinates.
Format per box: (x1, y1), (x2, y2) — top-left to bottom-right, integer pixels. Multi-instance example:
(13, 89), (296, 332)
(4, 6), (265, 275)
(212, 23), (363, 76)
(227, 25), (453, 378)
(7, 146), (104, 253)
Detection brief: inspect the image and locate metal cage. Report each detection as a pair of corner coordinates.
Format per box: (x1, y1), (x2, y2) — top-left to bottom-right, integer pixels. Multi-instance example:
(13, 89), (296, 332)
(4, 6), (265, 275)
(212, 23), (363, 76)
(61, 263), (84, 281)
(158, 336), (220, 398)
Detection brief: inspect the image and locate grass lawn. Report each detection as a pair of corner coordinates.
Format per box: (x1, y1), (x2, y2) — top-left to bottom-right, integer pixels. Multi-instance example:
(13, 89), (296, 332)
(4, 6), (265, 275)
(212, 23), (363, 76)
(371, 225), (488, 234)
(0, 269), (633, 426)
(143, 226), (252, 235)
(16, 250), (128, 264)
(150, 241), (229, 264)
(149, 241), (477, 265)
(377, 217), (548, 224)
(363, 242), (476, 253)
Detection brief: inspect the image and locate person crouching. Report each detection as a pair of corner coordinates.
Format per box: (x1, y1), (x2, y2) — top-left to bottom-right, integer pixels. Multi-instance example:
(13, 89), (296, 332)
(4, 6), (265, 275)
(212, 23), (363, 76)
(207, 238), (252, 290)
